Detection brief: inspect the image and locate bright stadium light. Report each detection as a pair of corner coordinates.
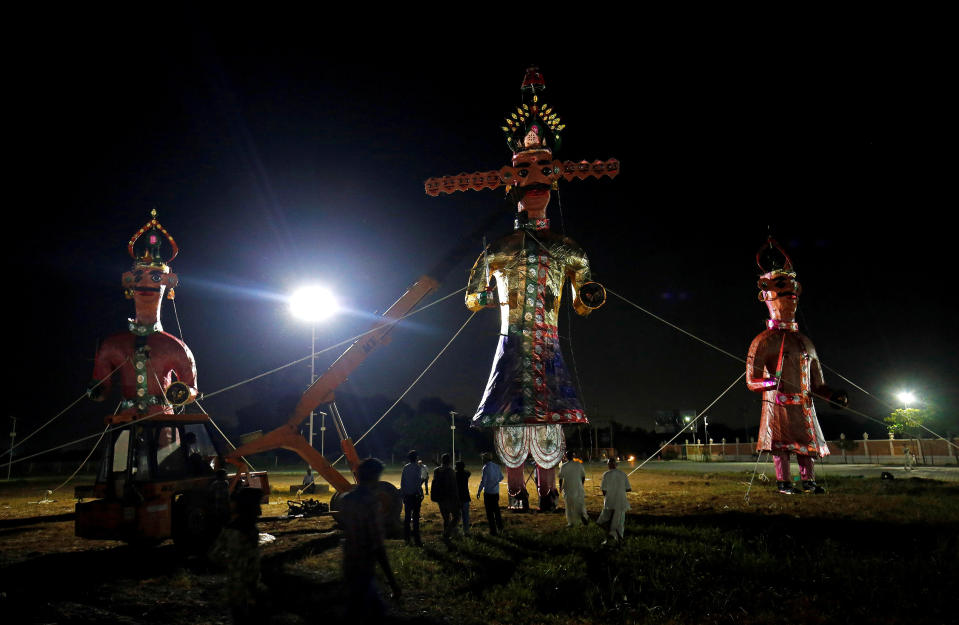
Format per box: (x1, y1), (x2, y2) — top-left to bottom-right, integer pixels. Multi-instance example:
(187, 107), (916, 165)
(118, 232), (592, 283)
(289, 286), (338, 322)
(289, 285), (338, 479)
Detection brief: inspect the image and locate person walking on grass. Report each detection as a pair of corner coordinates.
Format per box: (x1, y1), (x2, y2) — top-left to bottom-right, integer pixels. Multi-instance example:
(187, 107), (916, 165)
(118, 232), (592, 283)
(903, 445), (915, 471)
(597, 458), (631, 545)
(339, 458), (401, 622)
(419, 459), (430, 495)
(558, 450), (588, 527)
(400, 450), (423, 546)
(476, 452), (504, 536)
(208, 487), (263, 624)
(455, 460), (472, 536)
(432, 453), (461, 539)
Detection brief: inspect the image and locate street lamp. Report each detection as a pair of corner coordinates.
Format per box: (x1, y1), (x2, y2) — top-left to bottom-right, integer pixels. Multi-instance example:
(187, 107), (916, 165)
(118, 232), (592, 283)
(450, 411), (458, 461)
(896, 391), (916, 409)
(289, 286), (338, 467)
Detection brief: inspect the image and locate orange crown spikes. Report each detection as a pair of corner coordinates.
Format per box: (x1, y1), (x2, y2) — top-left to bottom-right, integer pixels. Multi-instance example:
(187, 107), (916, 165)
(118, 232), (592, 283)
(128, 209), (179, 270)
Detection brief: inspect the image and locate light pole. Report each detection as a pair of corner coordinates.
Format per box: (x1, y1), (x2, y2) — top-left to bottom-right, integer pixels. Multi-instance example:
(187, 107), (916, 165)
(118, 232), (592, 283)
(703, 414), (710, 462)
(6, 416), (15, 481)
(318, 410), (327, 458)
(449, 411), (458, 461)
(289, 286), (338, 474)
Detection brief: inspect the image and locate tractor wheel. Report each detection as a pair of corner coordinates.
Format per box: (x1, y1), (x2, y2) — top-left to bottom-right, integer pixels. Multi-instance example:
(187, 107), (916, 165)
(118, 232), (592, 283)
(172, 492), (221, 555)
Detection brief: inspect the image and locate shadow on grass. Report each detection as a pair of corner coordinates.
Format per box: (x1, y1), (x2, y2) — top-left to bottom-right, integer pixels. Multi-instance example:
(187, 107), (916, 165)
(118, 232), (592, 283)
(392, 507), (959, 624)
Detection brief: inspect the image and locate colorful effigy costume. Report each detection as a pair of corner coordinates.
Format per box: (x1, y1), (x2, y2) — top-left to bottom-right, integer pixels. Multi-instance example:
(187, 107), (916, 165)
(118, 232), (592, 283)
(88, 210), (197, 419)
(459, 69), (608, 506)
(466, 217), (593, 428)
(745, 237), (846, 494)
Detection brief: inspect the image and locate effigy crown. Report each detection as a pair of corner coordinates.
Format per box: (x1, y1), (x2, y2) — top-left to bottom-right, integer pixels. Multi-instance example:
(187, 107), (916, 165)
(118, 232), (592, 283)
(502, 66), (565, 155)
(128, 208), (179, 272)
(756, 236), (796, 279)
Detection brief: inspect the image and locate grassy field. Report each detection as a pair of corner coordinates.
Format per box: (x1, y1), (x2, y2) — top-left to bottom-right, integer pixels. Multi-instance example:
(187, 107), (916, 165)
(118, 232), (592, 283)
(1, 464), (957, 624)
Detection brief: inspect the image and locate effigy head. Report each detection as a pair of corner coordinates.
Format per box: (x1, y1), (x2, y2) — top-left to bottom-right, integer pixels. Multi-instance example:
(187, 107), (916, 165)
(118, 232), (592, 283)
(756, 237), (801, 318)
(503, 67), (565, 216)
(512, 149), (555, 215)
(122, 210), (179, 309)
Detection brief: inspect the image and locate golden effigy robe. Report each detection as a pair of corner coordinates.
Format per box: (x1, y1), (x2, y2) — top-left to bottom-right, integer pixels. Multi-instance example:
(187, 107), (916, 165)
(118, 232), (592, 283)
(466, 218), (594, 431)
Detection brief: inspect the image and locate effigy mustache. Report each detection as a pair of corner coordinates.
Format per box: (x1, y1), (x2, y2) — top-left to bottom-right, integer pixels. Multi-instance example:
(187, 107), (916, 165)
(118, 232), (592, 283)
(519, 183), (551, 195)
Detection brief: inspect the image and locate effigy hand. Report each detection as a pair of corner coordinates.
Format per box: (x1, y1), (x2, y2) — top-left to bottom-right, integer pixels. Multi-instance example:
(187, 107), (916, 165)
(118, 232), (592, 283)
(579, 282), (606, 309)
(829, 389), (849, 410)
(165, 380), (194, 406)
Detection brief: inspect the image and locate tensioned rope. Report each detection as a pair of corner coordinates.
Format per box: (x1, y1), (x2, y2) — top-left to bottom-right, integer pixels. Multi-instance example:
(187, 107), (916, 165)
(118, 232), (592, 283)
(41, 372), (178, 493)
(202, 286), (467, 400)
(742, 451), (767, 504)
(152, 372), (254, 471)
(608, 288), (959, 451)
(168, 285), (253, 469)
(48, 424), (110, 495)
(1, 359), (129, 460)
(817, 362), (954, 449)
(5, 287), (468, 470)
(6, 407), (173, 467)
(172, 298), (186, 343)
(627, 372), (747, 477)
(607, 288), (746, 364)
(195, 399), (256, 470)
(799, 309), (951, 445)
(328, 310), (479, 467)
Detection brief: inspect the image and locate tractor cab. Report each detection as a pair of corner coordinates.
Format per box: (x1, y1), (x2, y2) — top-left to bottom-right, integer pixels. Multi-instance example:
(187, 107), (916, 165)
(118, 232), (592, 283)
(76, 415), (269, 551)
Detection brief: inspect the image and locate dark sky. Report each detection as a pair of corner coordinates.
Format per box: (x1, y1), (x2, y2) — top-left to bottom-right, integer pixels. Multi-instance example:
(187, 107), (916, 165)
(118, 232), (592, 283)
(11, 22), (955, 457)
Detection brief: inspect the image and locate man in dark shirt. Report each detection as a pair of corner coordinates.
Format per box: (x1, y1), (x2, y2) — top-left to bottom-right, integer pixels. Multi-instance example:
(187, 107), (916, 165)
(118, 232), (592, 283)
(455, 460), (472, 537)
(431, 453), (460, 539)
(338, 458), (401, 621)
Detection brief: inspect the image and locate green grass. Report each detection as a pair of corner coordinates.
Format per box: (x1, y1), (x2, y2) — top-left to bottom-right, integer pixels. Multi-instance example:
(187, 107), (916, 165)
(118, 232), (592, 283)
(361, 473), (959, 625)
(2, 469), (956, 624)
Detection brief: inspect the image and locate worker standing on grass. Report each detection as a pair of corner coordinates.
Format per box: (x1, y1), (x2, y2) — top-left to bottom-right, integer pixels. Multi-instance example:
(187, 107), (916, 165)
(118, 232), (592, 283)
(339, 458), (402, 621)
(400, 450), (423, 546)
(476, 452), (504, 535)
(597, 458), (631, 546)
(455, 460), (472, 536)
(558, 450), (589, 527)
(208, 487), (263, 624)
(432, 453), (461, 539)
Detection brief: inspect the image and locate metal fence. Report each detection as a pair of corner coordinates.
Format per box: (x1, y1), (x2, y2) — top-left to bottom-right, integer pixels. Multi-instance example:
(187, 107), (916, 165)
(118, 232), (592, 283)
(665, 437), (959, 465)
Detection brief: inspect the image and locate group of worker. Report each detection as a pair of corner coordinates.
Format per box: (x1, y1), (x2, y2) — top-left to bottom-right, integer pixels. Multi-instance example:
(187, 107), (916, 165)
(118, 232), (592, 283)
(210, 450), (631, 623)
(401, 449), (632, 545)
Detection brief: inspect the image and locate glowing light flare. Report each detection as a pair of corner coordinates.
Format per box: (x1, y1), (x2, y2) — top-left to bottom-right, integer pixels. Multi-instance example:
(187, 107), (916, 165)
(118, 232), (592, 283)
(897, 391), (916, 408)
(289, 286), (338, 323)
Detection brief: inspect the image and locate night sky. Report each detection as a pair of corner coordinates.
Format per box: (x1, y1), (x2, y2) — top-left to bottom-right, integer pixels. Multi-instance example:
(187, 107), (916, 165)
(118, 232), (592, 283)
(11, 22), (955, 459)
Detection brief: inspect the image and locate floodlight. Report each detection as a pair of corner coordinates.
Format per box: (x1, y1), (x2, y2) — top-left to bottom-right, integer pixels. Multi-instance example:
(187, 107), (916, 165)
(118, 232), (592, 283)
(289, 286), (338, 322)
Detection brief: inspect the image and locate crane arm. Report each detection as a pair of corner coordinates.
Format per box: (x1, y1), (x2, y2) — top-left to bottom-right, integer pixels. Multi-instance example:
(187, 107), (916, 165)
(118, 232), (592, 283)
(225, 275), (439, 489)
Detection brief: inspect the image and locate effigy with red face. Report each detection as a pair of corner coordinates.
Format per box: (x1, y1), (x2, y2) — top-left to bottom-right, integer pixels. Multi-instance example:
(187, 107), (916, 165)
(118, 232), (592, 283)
(426, 68), (615, 507)
(745, 237), (847, 494)
(88, 210), (197, 420)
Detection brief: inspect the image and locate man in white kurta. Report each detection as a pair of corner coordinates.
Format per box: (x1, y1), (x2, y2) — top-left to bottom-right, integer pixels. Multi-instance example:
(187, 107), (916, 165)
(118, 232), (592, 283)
(597, 458), (631, 542)
(558, 451), (588, 527)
